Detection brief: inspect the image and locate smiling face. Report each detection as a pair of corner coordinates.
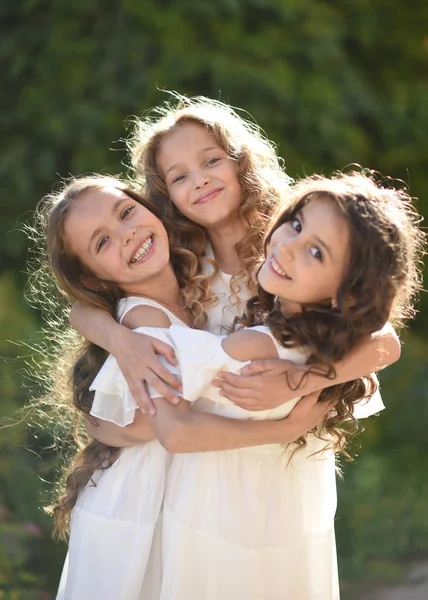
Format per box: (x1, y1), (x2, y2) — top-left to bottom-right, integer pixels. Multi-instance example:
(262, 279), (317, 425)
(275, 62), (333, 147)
(258, 197), (351, 310)
(157, 122), (243, 230)
(63, 186), (170, 294)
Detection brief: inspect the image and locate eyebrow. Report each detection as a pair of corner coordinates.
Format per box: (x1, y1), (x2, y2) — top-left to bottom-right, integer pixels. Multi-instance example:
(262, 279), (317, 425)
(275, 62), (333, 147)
(298, 209), (333, 260)
(88, 197), (125, 252)
(164, 146), (221, 177)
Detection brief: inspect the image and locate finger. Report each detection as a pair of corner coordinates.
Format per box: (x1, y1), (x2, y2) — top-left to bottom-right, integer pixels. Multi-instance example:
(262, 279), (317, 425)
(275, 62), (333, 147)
(216, 381), (257, 400)
(145, 370), (181, 406)
(240, 360), (274, 376)
(213, 372), (258, 389)
(150, 360), (182, 392)
(231, 399), (264, 411)
(131, 381), (156, 416)
(152, 339), (177, 366)
(299, 390), (322, 407)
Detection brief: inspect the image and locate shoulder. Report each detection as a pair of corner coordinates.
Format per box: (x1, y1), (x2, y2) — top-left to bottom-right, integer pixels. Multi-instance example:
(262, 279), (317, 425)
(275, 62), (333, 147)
(222, 328), (278, 361)
(122, 305), (172, 329)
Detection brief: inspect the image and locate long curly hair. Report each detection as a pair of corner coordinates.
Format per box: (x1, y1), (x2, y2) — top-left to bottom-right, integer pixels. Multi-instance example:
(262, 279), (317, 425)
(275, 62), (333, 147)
(30, 175), (213, 538)
(127, 93), (292, 302)
(241, 171), (426, 457)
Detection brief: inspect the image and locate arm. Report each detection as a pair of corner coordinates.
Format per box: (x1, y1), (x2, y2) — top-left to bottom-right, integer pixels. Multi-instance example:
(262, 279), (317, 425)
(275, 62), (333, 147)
(147, 391), (334, 453)
(70, 302), (181, 414)
(214, 323), (401, 410)
(85, 413), (156, 447)
(86, 394), (331, 452)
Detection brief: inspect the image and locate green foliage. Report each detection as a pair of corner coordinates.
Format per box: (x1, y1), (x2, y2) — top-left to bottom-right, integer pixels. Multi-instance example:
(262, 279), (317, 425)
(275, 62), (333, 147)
(0, 0), (427, 595)
(337, 334), (428, 589)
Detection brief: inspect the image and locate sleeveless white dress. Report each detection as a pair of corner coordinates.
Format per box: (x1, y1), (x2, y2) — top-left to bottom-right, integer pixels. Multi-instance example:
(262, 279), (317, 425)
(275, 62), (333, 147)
(56, 298), (186, 600)
(158, 263), (383, 600)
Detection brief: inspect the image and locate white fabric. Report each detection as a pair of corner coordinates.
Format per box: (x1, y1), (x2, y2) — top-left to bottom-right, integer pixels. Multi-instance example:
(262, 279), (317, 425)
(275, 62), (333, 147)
(157, 269), (382, 600)
(56, 297), (185, 600)
(57, 265), (385, 600)
(203, 242), (249, 335)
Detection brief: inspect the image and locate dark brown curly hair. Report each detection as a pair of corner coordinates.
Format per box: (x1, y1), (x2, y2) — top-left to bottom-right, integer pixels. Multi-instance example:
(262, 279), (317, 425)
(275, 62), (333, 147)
(127, 93), (292, 302)
(240, 171), (425, 457)
(31, 175), (214, 538)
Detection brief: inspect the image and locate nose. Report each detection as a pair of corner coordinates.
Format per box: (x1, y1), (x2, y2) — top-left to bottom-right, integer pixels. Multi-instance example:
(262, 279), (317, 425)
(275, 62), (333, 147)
(192, 169), (210, 189)
(122, 224), (137, 246)
(278, 238), (295, 261)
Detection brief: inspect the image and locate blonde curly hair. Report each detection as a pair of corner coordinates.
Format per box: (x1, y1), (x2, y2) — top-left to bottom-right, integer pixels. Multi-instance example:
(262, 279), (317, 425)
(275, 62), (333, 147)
(128, 93), (292, 303)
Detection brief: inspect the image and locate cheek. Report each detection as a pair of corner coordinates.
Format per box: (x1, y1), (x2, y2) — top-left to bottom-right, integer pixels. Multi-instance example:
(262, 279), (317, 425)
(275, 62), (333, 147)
(169, 188), (188, 212)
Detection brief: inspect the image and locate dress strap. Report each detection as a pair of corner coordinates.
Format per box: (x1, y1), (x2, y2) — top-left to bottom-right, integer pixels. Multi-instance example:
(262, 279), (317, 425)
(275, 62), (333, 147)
(117, 296), (186, 326)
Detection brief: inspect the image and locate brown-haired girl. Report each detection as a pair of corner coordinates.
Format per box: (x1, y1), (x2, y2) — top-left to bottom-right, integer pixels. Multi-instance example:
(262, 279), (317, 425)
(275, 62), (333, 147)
(70, 95), (400, 417)
(37, 176), (330, 600)
(89, 171), (423, 599)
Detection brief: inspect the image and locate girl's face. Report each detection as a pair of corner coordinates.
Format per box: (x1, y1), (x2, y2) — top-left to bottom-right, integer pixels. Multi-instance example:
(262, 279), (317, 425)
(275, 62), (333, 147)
(63, 187), (170, 293)
(258, 197), (350, 309)
(157, 123), (243, 230)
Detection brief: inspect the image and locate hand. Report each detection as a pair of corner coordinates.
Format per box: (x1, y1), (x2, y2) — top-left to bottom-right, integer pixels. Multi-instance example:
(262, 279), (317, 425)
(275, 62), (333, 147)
(212, 359), (311, 411)
(285, 390), (336, 439)
(113, 329), (182, 416)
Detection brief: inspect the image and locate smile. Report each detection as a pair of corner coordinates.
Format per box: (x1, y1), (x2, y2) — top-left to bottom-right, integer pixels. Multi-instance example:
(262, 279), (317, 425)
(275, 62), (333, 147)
(269, 256), (292, 280)
(130, 236), (154, 264)
(195, 188), (223, 204)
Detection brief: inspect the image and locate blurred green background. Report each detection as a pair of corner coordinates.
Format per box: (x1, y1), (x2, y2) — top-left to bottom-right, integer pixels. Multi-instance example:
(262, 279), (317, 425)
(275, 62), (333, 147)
(0, 1), (427, 598)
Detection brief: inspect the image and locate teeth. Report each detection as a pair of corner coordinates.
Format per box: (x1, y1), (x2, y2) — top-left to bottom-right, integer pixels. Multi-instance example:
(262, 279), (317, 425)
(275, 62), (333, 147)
(131, 237), (153, 263)
(270, 257), (290, 279)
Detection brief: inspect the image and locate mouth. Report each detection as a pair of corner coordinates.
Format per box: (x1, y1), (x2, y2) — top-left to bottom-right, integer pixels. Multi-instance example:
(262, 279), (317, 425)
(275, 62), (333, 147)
(130, 235), (154, 265)
(269, 255), (292, 280)
(195, 188), (223, 205)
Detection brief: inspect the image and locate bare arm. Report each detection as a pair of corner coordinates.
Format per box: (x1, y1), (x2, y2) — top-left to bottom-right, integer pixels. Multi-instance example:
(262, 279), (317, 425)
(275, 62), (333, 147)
(214, 323), (401, 410)
(85, 412), (156, 447)
(70, 302), (181, 414)
(147, 392), (333, 453)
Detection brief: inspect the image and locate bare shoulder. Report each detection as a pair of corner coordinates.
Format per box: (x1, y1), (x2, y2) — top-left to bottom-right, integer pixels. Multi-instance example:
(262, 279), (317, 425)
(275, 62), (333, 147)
(222, 329), (278, 361)
(122, 305), (172, 329)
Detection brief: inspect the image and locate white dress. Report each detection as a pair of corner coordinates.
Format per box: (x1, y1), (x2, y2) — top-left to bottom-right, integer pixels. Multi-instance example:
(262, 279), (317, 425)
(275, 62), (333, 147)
(157, 266), (384, 600)
(56, 298), (186, 600)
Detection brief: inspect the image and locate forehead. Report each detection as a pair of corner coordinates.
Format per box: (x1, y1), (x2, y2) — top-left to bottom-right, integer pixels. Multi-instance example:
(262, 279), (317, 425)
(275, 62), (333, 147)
(63, 187), (128, 246)
(71, 186), (127, 216)
(302, 196), (350, 245)
(158, 123), (219, 166)
(303, 197), (346, 225)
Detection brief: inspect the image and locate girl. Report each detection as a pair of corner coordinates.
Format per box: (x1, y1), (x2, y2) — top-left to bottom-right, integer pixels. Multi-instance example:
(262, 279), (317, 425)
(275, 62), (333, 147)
(35, 176), (331, 600)
(71, 95), (400, 417)
(88, 171), (424, 599)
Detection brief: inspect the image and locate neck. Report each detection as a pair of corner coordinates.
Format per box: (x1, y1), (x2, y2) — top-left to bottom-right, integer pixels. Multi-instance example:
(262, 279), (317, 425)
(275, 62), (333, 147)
(279, 298), (303, 317)
(206, 219), (248, 274)
(124, 263), (184, 316)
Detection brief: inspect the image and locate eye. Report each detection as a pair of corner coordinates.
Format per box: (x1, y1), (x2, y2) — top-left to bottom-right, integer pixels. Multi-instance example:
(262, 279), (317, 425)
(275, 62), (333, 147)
(291, 218), (302, 233)
(310, 246), (323, 261)
(96, 236), (109, 252)
(207, 157), (221, 166)
(172, 174), (186, 184)
(121, 205), (135, 219)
